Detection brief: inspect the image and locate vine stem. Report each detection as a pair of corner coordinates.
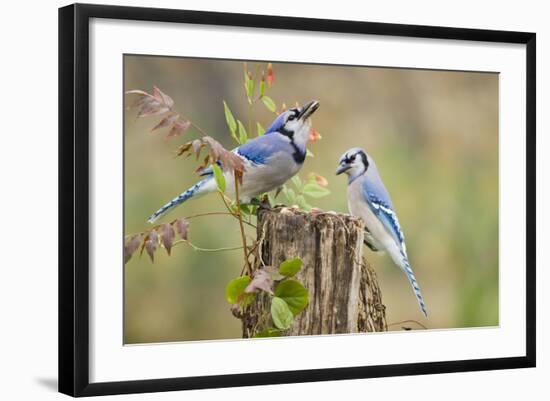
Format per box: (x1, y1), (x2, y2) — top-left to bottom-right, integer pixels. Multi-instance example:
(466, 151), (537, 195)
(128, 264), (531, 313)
(234, 171), (252, 275)
(213, 192), (257, 230)
(185, 211), (235, 220)
(173, 239), (243, 253)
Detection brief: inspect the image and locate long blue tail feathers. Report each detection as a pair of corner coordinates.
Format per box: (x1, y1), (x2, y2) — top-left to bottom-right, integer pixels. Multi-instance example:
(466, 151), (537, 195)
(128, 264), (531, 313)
(147, 180), (206, 224)
(400, 251), (428, 317)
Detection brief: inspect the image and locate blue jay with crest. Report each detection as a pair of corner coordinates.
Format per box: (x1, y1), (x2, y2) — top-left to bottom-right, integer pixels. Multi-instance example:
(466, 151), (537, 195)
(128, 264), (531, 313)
(336, 148), (427, 317)
(148, 100), (320, 223)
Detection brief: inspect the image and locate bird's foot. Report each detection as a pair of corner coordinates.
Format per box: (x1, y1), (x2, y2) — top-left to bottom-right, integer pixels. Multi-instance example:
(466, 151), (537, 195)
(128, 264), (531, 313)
(250, 196), (272, 211)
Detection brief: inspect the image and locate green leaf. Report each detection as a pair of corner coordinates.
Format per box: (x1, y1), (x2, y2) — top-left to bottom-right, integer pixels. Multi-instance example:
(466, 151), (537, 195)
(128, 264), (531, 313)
(225, 276), (251, 304)
(302, 182), (331, 199)
(237, 120), (248, 144)
(244, 73), (254, 100)
(256, 122), (265, 136)
(223, 101), (237, 133)
(223, 101), (239, 143)
(271, 297), (294, 330)
(295, 195), (311, 211)
(241, 292), (257, 308)
(291, 175), (302, 189)
(278, 257), (303, 277)
(254, 327), (282, 338)
(282, 186), (296, 204)
(274, 280), (309, 316)
(240, 204), (252, 215)
(228, 201), (239, 214)
(261, 96), (277, 113)
(212, 163), (226, 193)
(306, 149), (314, 158)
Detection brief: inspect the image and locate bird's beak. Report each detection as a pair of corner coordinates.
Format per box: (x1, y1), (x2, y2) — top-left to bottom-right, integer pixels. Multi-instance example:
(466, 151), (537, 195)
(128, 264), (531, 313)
(298, 100), (320, 121)
(335, 163), (350, 175)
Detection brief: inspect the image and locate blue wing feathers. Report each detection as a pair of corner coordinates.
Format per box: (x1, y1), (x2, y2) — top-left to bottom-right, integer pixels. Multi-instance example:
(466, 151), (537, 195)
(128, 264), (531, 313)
(199, 133), (292, 176)
(237, 134), (290, 165)
(370, 193), (405, 243)
(363, 184), (406, 250)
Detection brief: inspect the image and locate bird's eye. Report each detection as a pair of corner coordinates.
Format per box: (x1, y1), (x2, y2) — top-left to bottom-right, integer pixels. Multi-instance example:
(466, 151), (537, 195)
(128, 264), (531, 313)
(287, 115), (296, 121)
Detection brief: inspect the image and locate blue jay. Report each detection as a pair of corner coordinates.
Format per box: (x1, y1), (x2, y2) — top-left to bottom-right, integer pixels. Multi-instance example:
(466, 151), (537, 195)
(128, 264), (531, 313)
(148, 100), (320, 223)
(336, 148), (427, 317)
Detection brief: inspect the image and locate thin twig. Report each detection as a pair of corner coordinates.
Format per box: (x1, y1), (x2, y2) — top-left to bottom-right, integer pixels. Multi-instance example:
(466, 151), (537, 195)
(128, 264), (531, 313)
(172, 112), (209, 137)
(173, 239), (243, 253)
(234, 171), (252, 275)
(248, 100), (253, 138)
(387, 320), (428, 330)
(189, 121), (209, 137)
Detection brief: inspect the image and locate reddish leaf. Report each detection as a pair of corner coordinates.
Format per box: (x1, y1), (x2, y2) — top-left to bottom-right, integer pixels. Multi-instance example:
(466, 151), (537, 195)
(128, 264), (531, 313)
(138, 102), (169, 118)
(150, 113), (179, 133)
(160, 224), (175, 255)
(124, 234), (142, 264)
(266, 63), (274, 87)
(173, 218), (189, 241)
(125, 89), (150, 98)
(128, 95), (148, 111)
(191, 139), (203, 157)
(144, 231), (159, 262)
(175, 142), (193, 157)
(309, 173), (329, 187)
(194, 154), (211, 172)
(167, 119), (191, 139)
(126, 86), (173, 119)
(203, 136), (245, 174)
(152, 86), (174, 109)
(245, 267), (276, 295)
(176, 137), (245, 175)
(203, 154), (211, 168)
(309, 128), (322, 143)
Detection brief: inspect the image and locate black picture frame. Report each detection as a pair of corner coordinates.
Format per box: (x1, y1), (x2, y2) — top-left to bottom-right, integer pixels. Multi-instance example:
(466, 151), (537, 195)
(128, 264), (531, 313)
(58, 3), (536, 397)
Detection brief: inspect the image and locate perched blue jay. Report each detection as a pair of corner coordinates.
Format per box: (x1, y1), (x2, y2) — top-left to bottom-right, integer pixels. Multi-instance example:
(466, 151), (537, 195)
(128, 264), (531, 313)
(148, 100), (320, 223)
(336, 148), (427, 317)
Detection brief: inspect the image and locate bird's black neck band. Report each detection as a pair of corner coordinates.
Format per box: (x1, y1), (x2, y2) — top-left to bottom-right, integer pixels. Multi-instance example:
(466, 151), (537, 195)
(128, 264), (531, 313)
(279, 127), (306, 164)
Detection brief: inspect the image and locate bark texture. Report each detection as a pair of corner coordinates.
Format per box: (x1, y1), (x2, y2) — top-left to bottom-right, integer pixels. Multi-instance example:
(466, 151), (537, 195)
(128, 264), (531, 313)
(242, 207), (387, 337)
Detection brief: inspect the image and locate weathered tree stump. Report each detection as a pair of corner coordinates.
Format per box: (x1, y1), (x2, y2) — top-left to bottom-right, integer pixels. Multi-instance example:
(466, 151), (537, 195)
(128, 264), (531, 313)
(242, 207), (387, 337)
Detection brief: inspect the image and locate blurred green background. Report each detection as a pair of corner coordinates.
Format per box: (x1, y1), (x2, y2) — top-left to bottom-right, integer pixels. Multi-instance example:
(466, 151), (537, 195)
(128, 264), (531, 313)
(124, 55), (499, 344)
